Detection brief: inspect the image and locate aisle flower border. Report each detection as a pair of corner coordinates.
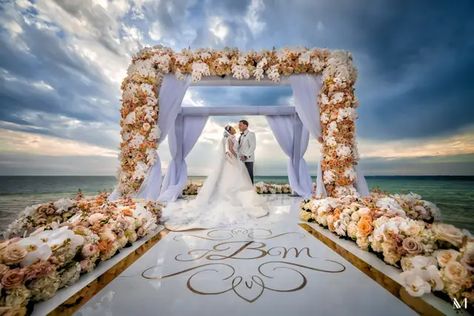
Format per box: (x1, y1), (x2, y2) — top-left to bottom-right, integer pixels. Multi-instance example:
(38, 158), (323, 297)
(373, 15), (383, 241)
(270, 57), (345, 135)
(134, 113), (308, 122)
(118, 46), (359, 198)
(299, 192), (473, 305)
(0, 193), (163, 312)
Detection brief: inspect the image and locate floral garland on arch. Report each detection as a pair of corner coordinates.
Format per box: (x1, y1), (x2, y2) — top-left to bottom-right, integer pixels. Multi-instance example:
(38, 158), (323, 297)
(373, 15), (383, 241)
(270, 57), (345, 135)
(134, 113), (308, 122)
(117, 46), (359, 198)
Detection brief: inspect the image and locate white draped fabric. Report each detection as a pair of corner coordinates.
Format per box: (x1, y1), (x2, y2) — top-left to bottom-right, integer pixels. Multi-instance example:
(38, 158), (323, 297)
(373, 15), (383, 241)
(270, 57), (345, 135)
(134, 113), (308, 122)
(159, 114), (208, 202)
(289, 74), (369, 197)
(134, 74), (191, 201)
(266, 115), (313, 198)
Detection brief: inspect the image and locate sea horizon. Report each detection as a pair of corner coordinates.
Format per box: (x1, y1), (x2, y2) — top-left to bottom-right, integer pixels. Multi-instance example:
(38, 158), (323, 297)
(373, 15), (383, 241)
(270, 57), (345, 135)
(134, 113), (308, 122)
(0, 175), (473, 234)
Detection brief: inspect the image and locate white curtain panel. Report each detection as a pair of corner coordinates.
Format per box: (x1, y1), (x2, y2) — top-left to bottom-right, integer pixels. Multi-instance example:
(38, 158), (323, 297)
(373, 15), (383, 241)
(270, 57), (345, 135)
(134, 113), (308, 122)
(289, 74), (369, 197)
(134, 74), (192, 201)
(158, 114), (209, 202)
(266, 114), (313, 198)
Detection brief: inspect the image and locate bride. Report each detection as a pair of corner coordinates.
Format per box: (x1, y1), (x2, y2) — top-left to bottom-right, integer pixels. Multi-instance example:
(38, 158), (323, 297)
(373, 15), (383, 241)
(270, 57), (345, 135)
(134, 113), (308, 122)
(163, 124), (269, 231)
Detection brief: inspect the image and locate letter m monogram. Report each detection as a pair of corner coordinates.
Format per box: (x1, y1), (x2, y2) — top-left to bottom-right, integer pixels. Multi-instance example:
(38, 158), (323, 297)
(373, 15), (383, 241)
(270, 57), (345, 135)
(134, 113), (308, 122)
(453, 298), (467, 309)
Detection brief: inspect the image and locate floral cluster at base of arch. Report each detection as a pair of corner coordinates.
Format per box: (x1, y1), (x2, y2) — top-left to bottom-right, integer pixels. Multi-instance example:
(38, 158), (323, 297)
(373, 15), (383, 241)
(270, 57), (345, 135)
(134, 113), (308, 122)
(116, 46), (360, 199)
(300, 191), (473, 305)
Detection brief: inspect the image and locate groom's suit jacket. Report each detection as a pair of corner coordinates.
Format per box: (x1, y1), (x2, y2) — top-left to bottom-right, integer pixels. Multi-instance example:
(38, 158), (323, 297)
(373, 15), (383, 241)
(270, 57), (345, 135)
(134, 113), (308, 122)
(238, 130), (256, 162)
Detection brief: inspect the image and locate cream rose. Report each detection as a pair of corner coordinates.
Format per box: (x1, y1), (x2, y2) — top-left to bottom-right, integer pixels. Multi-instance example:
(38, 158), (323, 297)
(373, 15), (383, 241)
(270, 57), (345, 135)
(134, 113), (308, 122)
(434, 249), (460, 268)
(444, 261), (469, 285)
(432, 223), (464, 247)
(2, 243), (27, 265)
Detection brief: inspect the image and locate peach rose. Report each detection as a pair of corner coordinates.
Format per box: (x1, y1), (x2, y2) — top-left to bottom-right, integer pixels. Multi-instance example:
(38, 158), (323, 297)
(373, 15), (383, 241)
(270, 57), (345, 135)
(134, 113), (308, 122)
(24, 261), (54, 282)
(357, 215), (373, 237)
(432, 223), (464, 247)
(1, 268), (25, 289)
(2, 244), (27, 265)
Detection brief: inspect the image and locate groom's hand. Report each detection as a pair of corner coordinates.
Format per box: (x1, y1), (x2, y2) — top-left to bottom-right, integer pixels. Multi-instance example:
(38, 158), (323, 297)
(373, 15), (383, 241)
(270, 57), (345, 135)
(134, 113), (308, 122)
(240, 155), (246, 161)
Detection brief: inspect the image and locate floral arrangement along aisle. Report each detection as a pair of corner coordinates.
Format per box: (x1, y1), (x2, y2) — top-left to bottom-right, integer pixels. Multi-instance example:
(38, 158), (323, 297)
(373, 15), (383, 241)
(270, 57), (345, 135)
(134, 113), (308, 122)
(117, 46), (359, 198)
(299, 192), (473, 304)
(0, 193), (162, 314)
(181, 182), (293, 195)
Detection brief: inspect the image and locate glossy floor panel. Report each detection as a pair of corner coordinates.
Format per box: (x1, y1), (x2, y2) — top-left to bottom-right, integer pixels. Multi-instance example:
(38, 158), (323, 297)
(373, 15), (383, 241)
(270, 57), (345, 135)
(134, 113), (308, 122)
(76, 196), (416, 316)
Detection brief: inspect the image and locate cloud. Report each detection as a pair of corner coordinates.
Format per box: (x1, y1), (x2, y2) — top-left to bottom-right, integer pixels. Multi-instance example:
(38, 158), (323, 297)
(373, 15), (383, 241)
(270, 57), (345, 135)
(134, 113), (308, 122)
(0, 128), (117, 157)
(0, 0), (473, 175)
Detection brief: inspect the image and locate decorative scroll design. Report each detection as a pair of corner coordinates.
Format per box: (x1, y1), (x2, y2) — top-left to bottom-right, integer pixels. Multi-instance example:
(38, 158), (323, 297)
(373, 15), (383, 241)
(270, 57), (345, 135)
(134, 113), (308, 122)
(142, 260), (345, 303)
(172, 228), (306, 242)
(142, 228), (346, 303)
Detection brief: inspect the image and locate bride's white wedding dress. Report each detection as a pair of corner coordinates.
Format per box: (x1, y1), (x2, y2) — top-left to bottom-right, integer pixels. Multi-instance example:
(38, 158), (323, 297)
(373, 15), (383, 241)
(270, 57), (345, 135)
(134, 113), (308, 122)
(163, 132), (269, 231)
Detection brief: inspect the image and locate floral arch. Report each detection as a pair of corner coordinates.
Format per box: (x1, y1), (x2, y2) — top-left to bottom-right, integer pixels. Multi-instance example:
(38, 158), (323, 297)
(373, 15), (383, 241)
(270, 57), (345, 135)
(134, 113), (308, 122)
(113, 46), (365, 200)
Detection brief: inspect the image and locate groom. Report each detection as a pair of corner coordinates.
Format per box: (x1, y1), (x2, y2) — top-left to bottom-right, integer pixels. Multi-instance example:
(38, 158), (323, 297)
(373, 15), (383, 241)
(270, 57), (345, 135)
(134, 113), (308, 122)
(238, 119), (256, 184)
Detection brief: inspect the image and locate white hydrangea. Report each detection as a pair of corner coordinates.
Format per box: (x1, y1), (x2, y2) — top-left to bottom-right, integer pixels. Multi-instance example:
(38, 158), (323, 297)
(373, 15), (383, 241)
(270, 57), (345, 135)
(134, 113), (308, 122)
(232, 64), (250, 80)
(53, 198), (74, 213)
(343, 167), (356, 181)
(320, 112), (330, 124)
(216, 55), (230, 65)
(267, 65), (280, 82)
(334, 185), (358, 197)
(257, 57), (268, 68)
(336, 144), (351, 157)
(150, 54), (171, 73)
(323, 170), (335, 184)
(237, 55), (247, 65)
(320, 93), (329, 105)
(148, 126), (161, 141)
(327, 121), (338, 135)
(311, 58), (324, 73)
(174, 53), (189, 65)
(337, 107), (356, 122)
(298, 51), (311, 65)
(128, 59), (155, 78)
(376, 197), (406, 217)
(145, 148), (157, 165)
(122, 132), (131, 141)
(191, 62), (210, 82)
(325, 135), (337, 147)
(129, 133), (145, 149)
(143, 106), (155, 122)
(253, 67), (264, 81)
(331, 92), (344, 104)
(133, 161), (148, 180)
(124, 111), (136, 125)
(140, 83), (155, 97)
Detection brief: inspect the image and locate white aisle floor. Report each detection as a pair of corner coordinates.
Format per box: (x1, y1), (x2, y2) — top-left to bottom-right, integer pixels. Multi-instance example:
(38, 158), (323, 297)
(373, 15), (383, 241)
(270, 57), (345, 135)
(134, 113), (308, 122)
(76, 195), (416, 316)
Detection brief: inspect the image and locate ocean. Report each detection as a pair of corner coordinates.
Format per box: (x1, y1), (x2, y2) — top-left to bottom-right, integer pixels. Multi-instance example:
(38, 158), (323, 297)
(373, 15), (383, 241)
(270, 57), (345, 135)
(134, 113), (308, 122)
(0, 176), (472, 233)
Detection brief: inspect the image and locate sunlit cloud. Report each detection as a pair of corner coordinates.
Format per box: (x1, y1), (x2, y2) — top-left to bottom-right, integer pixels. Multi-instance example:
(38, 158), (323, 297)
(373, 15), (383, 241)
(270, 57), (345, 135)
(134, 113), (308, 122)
(359, 126), (474, 158)
(0, 128), (117, 157)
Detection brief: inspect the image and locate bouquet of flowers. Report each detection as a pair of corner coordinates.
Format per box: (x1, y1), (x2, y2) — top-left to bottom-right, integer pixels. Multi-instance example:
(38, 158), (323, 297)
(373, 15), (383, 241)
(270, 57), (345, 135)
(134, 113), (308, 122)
(0, 193), (163, 312)
(299, 191), (473, 303)
(254, 182), (292, 194)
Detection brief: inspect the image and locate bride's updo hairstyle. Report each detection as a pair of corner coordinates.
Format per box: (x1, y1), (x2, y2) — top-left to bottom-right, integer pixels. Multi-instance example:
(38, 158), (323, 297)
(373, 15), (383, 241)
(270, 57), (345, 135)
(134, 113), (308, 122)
(223, 125), (232, 137)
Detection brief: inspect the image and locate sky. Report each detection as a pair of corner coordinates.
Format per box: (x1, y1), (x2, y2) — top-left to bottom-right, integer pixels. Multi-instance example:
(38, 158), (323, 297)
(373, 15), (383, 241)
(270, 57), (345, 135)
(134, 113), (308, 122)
(0, 0), (473, 176)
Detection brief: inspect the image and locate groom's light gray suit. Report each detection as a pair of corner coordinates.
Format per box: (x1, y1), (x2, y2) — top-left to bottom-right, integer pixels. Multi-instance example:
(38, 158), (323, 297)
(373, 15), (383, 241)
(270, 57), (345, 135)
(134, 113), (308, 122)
(238, 129), (256, 183)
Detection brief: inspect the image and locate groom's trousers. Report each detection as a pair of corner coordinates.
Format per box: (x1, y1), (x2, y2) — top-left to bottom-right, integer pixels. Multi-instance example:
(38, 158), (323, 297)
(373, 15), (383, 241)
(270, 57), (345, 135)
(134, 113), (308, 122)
(244, 162), (254, 184)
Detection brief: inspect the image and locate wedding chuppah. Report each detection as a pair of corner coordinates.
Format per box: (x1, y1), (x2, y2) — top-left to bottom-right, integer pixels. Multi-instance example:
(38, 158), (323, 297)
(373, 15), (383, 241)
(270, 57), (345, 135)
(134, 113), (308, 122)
(1, 46), (471, 316)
